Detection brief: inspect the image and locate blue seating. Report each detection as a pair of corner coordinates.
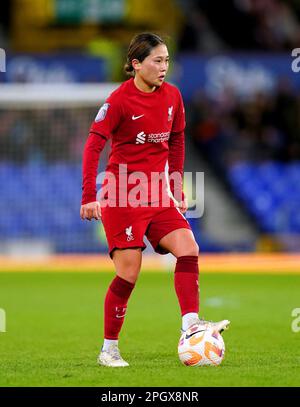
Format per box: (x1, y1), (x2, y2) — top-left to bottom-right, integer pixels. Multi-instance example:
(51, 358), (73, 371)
(228, 161), (300, 234)
(0, 162), (104, 252)
(3, 160), (298, 252)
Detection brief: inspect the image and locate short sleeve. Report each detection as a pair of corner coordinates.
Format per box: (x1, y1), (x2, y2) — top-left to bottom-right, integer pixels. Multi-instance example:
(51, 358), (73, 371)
(90, 95), (122, 140)
(171, 89), (186, 133)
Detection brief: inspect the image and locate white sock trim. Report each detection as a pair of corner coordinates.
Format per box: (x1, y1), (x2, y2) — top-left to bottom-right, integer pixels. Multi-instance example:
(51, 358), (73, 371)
(102, 339), (118, 351)
(182, 312), (198, 331)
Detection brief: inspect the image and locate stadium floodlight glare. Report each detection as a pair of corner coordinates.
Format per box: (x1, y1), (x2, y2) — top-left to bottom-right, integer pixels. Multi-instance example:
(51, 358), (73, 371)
(0, 83), (119, 108)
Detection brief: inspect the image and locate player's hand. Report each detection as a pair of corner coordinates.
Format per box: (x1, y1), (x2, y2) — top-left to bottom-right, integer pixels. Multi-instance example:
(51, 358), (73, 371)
(177, 196), (188, 214)
(80, 201), (101, 221)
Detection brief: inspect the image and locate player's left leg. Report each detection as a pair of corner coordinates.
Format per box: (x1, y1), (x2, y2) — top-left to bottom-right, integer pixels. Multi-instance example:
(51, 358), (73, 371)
(158, 227), (201, 330)
(146, 207), (201, 329)
(159, 228), (230, 333)
(146, 205), (230, 333)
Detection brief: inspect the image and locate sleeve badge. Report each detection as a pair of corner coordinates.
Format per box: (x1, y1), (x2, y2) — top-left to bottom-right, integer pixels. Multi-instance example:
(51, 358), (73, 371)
(95, 103), (110, 122)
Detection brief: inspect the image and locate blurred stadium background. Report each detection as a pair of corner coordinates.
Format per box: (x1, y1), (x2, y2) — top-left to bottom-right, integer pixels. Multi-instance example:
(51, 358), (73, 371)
(1, 0), (300, 271)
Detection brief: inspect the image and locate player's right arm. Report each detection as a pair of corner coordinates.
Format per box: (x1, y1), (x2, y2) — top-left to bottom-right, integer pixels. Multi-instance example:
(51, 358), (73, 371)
(80, 132), (107, 221)
(80, 95), (122, 221)
(80, 201), (102, 221)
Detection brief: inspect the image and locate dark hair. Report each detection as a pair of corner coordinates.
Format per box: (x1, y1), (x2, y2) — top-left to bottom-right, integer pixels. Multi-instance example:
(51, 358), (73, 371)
(124, 33), (166, 76)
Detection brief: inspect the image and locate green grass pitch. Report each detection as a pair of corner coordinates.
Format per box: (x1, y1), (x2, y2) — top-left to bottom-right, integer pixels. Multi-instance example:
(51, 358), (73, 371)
(0, 270), (299, 387)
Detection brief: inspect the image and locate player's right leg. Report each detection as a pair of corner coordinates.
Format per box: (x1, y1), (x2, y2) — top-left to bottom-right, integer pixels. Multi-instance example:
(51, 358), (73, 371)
(98, 205), (149, 367)
(98, 248), (142, 367)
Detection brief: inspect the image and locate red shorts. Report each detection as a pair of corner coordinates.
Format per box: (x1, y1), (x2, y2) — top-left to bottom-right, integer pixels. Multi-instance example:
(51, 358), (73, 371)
(100, 205), (191, 257)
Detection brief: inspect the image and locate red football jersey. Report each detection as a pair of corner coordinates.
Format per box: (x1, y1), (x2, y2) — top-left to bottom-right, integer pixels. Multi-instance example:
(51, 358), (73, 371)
(82, 78), (185, 206)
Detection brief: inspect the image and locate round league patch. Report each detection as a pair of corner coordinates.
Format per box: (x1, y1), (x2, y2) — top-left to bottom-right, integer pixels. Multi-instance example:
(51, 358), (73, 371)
(95, 103), (110, 122)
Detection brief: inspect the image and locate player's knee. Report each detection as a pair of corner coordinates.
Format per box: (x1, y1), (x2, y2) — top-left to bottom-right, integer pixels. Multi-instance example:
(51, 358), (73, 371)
(118, 259), (141, 283)
(121, 255), (140, 270)
(119, 268), (140, 284)
(177, 241), (199, 257)
(191, 242), (200, 257)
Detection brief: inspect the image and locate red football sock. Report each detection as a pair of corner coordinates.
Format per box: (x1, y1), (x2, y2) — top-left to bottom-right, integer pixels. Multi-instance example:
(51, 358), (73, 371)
(104, 275), (135, 340)
(174, 255), (199, 316)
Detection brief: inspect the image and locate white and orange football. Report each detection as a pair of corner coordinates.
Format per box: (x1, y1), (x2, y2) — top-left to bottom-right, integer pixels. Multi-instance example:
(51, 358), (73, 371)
(178, 326), (225, 367)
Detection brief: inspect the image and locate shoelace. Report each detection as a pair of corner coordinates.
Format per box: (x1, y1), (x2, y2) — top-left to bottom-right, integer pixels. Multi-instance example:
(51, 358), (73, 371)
(199, 318), (213, 324)
(190, 317), (212, 326)
(181, 318), (219, 334)
(109, 346), (122, 361)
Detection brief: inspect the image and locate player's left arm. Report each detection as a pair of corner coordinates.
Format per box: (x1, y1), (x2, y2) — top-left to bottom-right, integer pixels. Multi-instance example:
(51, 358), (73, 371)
(168, 90), (188, 214)
(168, 129), (188, 213)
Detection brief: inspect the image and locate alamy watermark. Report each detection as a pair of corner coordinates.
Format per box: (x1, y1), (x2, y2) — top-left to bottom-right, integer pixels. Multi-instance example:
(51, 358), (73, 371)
(0, 48), (6, 72)
(95, 166), (204, 218)
(291, 48), (300, 72)
(0, 308), (6, 332)
(291, 308), (300, 333)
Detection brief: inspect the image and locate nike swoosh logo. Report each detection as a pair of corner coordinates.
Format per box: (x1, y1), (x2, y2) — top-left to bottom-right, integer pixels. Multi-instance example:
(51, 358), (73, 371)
(132, 114), (144, 120)
(185, 329), (206, 339)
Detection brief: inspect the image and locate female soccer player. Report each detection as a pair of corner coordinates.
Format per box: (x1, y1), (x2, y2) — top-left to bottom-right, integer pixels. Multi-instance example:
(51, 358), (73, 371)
(80, 33), (229, 367)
